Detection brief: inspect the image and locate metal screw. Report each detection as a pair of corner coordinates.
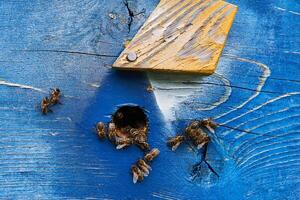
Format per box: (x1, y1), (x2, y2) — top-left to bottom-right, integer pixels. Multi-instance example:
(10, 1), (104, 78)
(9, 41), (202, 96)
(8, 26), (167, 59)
(127, 52), (137, 62)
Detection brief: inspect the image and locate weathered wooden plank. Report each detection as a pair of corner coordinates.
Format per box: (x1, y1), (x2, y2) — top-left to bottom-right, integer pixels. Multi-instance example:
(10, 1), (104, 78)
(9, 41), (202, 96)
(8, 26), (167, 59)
(0, 0), (299, 199)
(113, 0), (237, 74)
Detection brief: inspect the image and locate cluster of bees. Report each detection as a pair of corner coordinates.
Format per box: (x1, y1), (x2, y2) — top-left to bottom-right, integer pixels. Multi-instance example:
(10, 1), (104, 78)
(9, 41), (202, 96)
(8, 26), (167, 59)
(96, 119), (159, 184)
(131, 148), (160, 183)
(96, 121), (150, 151)
(167, 118), (219, 178)
(41, 88), (62, 114)
(167, 118), (216, 151)
(40, 90), (217, 183)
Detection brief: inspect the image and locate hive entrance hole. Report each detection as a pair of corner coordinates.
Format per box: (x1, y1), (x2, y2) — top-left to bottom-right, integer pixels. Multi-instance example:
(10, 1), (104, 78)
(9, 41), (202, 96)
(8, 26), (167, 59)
(112, 106), (148, 132)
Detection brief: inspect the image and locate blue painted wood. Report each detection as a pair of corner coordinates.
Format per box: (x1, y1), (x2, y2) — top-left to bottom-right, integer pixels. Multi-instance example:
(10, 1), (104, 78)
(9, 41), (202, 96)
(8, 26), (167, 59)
(0, 0), (299, 199)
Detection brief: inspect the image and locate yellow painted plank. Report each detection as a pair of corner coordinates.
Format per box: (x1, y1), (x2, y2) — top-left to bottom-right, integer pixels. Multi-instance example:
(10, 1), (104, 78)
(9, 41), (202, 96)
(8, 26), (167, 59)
(113, 0), (238, 74)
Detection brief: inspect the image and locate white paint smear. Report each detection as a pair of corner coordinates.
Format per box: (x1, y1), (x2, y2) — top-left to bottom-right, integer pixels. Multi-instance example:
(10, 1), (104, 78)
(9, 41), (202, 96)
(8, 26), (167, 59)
(0, 79), (46, 93)
(148, 72), (231, 121)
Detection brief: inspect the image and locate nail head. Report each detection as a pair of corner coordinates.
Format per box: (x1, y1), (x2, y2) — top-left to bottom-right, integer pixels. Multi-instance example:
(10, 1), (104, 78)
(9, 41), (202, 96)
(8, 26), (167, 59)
(127, 52), (137, 62)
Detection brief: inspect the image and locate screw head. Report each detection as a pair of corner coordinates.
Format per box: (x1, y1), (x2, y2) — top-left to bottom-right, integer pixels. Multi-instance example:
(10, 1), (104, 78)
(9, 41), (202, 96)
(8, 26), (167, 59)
(127, 52), (137, 62)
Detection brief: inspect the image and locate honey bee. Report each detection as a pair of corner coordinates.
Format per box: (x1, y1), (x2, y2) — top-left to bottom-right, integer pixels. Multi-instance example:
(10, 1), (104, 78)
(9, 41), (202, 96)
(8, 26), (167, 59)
(144, 148), (160, 162)
(108, 123), (117, 142)
(131, 128), (147, 139)
(137, 159), (151, 176)
(194, 134), (210, 149)
(167, 135), (185, 151)
(185, 122), (210, 149)
(129, 128), (149, 150)
(131, 165), (144, 184)
(136, 141), (150, 151)
(41, 97), (51, 115)
(146, 85), (155, 92)
(200, 118), (217, 133)
(49, 88), (61, 105)
(187, 120), (201, 131)
(96, 122), (106, 139)
(115, 136), (133, 149)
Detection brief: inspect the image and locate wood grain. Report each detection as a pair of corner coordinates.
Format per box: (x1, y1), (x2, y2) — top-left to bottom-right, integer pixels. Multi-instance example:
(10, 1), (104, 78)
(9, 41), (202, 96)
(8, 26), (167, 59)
(113, 0), (237, 74)
(0, 0), (300, 199)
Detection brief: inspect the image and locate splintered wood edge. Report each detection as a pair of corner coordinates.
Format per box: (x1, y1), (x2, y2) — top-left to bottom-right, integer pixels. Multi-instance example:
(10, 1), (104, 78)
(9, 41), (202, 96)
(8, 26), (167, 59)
(113, 0), (238, 74)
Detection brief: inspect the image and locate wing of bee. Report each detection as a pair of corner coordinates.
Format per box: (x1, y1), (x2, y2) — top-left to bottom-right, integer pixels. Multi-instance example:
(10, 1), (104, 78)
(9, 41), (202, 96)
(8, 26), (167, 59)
(145, 163), (152, 171)
(205, 125), (215, 134)
(196, 143), (206, 150)
(132, 172), (139, 184)
(116, 143), (129, 150)
(171, 142), (181, 151)
(141, 167), (149, 177)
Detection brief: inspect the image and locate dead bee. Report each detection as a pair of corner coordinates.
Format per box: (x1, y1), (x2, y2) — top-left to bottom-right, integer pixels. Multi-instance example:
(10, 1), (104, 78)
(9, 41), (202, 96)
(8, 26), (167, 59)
(115, 136), (133, 149)
(144, 148), (160, 162)
(108, 123), (117, 142)
(167, 135), (185, 151)
(41, 97), (52, 115)
(200, 118), (217, 133)
(131, 165), (144, 184)
(49, 88), (61, 105)
(96, 122), (106, 139)
(137, 159), (151, 176)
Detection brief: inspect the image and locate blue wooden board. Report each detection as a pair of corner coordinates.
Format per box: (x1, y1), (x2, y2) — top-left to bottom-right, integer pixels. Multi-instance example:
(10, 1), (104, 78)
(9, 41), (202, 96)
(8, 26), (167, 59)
(0, 0), (299, 199)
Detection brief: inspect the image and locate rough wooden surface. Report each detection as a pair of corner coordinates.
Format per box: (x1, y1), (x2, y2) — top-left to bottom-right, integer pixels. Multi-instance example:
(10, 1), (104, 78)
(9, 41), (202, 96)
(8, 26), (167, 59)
(0, 0), (299, 199)
(113, 0), (237, 74)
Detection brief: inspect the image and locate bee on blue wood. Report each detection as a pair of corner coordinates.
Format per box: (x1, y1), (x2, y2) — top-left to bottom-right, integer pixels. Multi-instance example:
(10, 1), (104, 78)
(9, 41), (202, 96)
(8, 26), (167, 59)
(167, 135), (185, 151)
(131, 165), (144, 184)
(131, 127), (149, 151)
(115, 136), (133, 150)
(49, 88), (62, 105)
(199, 118), (217, 133)
(144, 148), (160, 162)
(108, 122), (117, 142)
(185, 121), (211, 149)
(96, 122), (106, 139)
(41, 97), (52, 115)
(136, 141), (150, 151)
(131, 158), (152, 183)
(137, 159), (151, 177)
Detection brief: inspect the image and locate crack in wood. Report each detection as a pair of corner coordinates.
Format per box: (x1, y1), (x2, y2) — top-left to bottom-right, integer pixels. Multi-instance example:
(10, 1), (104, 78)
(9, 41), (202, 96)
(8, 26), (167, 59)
(123, 0), (145, 33)
(13, 49), (119, 58)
